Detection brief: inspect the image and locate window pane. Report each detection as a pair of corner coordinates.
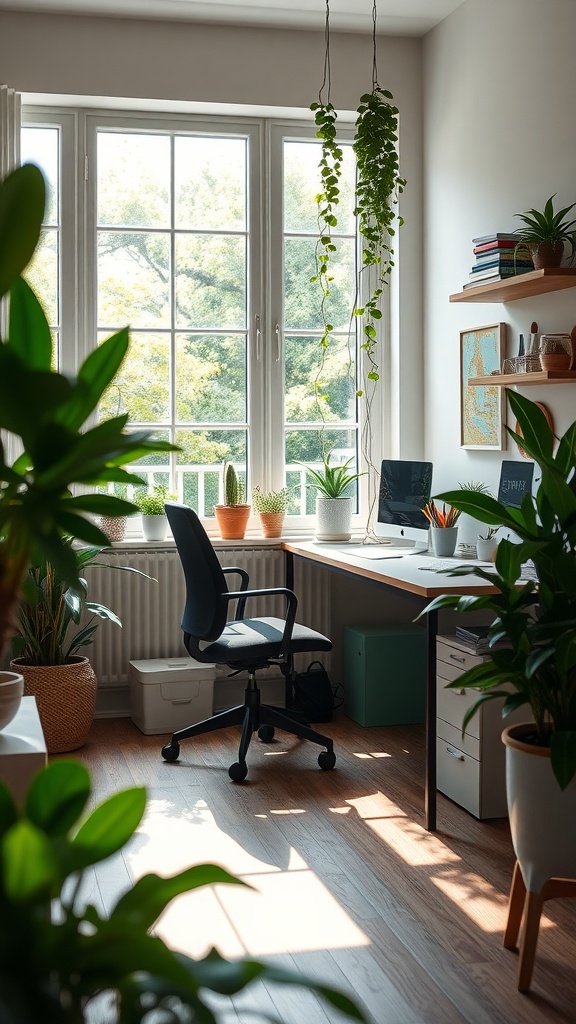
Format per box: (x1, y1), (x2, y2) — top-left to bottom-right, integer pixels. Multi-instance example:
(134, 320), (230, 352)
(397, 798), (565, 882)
(98, 231), (170, 328)
(284, 236), (355, 331)
(98, 133), (170, 227)
(285, 334), (356, 424)
(24, 228), (58, 325)
(175, 334), (246, 423)
(175, 429), (247, 516)
(175, 235), (246, 329)
(98, 331), (170, 423)
(21, 126), (59, 225)
(284, 140), (356, 235)
(175, 136), (246, 231)
(286, 428), (359, 514)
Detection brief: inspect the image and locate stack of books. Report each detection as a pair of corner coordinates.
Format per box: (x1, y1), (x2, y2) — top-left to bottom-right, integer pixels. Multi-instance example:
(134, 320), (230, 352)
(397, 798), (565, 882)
(463, 233), (534, 289)
(454, 624), (492, 653)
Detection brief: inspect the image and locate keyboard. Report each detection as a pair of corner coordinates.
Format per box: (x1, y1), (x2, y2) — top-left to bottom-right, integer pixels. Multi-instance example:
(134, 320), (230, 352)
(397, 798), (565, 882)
(418, 558), (466, 573)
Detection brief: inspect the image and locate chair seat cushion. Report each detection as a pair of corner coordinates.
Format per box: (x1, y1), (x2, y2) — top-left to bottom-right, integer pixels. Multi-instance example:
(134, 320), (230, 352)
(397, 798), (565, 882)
(203, 616), (331, 664)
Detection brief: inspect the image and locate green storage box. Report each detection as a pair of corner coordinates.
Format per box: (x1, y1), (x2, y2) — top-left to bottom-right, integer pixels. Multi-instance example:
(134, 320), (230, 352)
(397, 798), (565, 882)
(343, 625), (426, 726)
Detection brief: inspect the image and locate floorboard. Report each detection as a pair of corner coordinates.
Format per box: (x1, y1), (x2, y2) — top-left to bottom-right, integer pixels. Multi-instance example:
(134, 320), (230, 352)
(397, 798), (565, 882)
(64, 713), (576, 1023)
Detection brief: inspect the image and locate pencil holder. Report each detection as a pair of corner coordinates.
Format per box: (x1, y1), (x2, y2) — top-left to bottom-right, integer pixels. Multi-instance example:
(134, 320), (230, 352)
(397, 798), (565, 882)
(430, 526), (458, 557)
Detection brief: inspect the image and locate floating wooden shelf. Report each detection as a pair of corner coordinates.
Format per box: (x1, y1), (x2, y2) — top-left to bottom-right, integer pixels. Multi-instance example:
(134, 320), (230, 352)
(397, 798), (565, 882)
(450, 268), (576, 303)
(468, 370), (576, 387)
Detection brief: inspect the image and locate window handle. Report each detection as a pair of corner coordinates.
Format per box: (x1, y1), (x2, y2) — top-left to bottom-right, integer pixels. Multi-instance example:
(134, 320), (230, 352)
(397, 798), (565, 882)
(275, 323), (282, 362)
(255, 315), (261, 361)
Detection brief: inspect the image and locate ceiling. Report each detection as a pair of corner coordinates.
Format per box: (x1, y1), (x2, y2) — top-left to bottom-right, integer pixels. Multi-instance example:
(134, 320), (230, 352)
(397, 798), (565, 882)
(0, 0), (467, 35)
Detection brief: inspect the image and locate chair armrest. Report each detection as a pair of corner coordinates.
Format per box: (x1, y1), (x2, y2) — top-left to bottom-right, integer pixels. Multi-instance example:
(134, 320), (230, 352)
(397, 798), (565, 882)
(222, 566), (250, 617)
(224, 587), (298, 656)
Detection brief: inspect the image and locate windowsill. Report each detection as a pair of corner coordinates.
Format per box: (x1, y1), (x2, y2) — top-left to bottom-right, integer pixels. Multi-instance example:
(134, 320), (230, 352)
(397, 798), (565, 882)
(105, 526), (369, 549)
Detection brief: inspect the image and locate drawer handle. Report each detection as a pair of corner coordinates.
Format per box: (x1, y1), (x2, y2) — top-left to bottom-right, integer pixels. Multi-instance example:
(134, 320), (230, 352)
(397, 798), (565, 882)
(446, 746), (465, 761)
(449, 654), (466, 663)
(170, 699), (192, 705)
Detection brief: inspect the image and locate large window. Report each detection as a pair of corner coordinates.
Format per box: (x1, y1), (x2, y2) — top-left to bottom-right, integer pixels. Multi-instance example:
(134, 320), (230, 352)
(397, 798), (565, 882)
(22, 109), (376, 529)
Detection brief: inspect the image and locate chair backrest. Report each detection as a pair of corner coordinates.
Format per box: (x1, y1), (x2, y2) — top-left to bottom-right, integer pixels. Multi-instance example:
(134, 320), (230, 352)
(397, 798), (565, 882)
(165, 503), (229, 642)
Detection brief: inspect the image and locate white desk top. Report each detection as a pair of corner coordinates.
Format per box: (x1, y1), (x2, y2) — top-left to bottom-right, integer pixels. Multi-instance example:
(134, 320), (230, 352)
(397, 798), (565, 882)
(0, 696), (47, 756)
(282, 540), (498, 599)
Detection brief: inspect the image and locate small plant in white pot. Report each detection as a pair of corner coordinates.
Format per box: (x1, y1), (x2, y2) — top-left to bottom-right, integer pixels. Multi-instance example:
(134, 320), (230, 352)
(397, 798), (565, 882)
(304, 455), (364, 541)
(252, 485), (289, 538)
(421, 390), (576, 991)
(476, 526), (499, 562)
(134, 484), (176, 541)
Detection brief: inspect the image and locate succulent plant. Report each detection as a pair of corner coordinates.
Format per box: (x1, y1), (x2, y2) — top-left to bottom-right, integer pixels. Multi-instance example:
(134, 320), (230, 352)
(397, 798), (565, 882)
(223, 463), (245, 506)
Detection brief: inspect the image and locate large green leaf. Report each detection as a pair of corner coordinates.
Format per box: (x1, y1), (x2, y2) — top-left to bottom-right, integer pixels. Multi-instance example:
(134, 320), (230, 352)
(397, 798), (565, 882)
(1, 820), (58, 900)
(434, 489), (514, 529)
(506, 389), (555, 465)
(71, 787), (147, 868)
(55, 329), (130, 432)
(0, 164), (45, 299)
(7, 276), (52, 370)
(0, 781), (18, 839)
(25, 761), (91, 837)
(113, 865), (245, 931)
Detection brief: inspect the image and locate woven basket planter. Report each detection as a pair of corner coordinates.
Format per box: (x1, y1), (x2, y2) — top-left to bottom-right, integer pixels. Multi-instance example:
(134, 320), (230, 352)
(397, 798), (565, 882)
(10, 656), (97, 754)
(258, 512), (285, 538)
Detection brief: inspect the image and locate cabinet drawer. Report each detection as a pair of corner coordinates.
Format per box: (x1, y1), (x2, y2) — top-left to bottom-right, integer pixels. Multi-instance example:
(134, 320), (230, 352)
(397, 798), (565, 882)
(437, 674), (481, 739)
(437, 717), (480, 761)
(437, 734), (481, 818)
(437, 640), (482, 675)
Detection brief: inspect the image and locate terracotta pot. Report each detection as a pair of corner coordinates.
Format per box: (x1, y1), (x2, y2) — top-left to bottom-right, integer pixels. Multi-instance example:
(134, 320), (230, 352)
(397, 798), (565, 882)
(258, 512), (285, 538)
(528, 240), (564, 269)
(10, 656), (97, 753)
(540, 353), (571, 371)
(214, 504), (251, 540)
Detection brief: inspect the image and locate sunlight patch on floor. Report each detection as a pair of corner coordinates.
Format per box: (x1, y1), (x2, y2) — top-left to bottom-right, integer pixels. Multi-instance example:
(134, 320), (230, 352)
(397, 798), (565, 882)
(347, 792), (461, 867)
(353, 751), (392, 759)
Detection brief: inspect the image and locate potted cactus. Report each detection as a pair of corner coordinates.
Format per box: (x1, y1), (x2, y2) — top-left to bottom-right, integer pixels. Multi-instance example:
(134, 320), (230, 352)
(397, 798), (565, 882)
(214, 463), (251, 539)
(252, 486), (289, 538)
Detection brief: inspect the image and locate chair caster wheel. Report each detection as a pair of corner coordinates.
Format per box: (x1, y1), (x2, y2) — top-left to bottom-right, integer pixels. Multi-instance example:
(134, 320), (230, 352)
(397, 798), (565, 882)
(161, 740), (180, 762)
(318, 750), (336, 771)
(258, 725), (275, 742)
(229, 761), (248, 782)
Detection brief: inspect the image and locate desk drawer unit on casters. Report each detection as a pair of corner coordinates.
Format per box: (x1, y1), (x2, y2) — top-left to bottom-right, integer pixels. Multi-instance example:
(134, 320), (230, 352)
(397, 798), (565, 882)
(436, 635), (511, 819)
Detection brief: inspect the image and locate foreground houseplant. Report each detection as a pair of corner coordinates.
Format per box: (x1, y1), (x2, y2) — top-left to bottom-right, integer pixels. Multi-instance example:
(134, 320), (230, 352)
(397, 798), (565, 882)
(252, 485), (289, 538)
(10, 543), (150, 752)
(214, 462), (250, 539)
(422, 390), (576, 990)
(0, 759), (365, 1023)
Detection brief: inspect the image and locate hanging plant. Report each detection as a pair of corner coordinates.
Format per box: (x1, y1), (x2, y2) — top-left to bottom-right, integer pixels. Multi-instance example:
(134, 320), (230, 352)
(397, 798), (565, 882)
(310, 98), (342, 355)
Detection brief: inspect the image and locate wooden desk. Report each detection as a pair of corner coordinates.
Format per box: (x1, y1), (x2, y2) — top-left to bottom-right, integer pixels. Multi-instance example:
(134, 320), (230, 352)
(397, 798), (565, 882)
(282, 540), (497, 832)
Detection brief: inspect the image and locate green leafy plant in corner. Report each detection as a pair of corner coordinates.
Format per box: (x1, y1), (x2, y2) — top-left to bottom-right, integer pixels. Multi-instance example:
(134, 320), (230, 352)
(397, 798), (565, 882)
(252, 485), (289, 514)
(12, 542), (152, 667)
(514, 193), (576, 265)
(0, 759), (366, 1023)
(421, 389), (576, 791)
(133, 482), (177, 516)
(303, 454), (365, 499)
(0, 162), (176, 661)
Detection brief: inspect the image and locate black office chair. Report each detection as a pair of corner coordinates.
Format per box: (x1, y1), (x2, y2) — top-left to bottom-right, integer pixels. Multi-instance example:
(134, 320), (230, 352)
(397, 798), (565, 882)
(161, 502), (335, 781)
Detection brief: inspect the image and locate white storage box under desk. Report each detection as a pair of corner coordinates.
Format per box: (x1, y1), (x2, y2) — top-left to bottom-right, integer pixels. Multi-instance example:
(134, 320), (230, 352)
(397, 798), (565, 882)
(129, 658), (215, 735)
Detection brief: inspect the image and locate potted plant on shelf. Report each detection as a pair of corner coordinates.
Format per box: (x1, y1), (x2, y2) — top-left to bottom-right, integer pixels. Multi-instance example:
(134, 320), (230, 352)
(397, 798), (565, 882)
(252, 485), (289, 538)
(476, 526), (500, 562)
(134, 483), (177, 541)
(421, 390), (576, 988)
(304, 455), (364, 541)
(514, 193), (576, 269)
(214, 462), (251, 540)
(10, 543), (151, 753)
(422, 499), (461, 557)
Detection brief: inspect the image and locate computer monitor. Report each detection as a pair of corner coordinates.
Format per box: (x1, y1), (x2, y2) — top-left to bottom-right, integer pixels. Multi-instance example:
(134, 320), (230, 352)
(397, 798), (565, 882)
(497, 460), (534, 509)
(376, 459), (434, 550)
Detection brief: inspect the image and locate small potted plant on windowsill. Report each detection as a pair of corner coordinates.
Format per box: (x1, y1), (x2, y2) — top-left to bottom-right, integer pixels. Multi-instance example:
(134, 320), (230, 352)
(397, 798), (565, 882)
(303, 455), (364, 542)
(252, 486), (289, 538)
(134, 483), (177, 541)
(214, 462), (251, 540)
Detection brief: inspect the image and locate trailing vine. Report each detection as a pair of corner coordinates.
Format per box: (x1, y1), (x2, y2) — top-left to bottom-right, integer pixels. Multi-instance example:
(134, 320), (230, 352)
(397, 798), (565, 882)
(309, 99), (342, 355)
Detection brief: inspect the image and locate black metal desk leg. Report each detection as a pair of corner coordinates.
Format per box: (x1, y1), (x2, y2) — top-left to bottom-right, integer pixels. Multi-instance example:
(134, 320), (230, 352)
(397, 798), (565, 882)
(285, 549), (294, 592)
(425, 608), (438, 832)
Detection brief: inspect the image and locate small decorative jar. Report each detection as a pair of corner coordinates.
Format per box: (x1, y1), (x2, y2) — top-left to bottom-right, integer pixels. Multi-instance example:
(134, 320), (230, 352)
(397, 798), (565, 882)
(539, 334), (572, 371)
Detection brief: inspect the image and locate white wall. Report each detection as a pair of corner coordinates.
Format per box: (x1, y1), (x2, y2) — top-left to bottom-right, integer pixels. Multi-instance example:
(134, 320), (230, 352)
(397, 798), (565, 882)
(423, 0), (576, 542)
(0, 9), (425, 457)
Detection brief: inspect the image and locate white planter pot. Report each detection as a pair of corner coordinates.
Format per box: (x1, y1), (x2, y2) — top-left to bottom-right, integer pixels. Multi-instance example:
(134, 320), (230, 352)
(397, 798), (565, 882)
(0, 671), (24, 732)
(315, 496), (354, 541)
(503, 723), (576, 892)
(141, 514), (169, 541)
(476, 536), (498, 561)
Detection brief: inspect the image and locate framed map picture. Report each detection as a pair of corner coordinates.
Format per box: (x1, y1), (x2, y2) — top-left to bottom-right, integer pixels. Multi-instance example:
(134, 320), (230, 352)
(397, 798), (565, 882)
(460, 323), (507, 450)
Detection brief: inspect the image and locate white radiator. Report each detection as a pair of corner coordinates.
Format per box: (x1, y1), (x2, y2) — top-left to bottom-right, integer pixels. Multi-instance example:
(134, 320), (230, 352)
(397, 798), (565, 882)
(85, 546), (331, 690)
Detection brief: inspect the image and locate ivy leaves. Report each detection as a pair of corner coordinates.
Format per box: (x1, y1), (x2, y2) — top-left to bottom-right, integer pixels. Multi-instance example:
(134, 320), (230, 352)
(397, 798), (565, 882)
(310, 101), (343, 352)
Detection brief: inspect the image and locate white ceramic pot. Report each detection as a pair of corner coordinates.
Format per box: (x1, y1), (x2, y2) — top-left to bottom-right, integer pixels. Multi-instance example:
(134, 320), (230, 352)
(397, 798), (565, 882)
(315, 496), (354, 541)
(430, 525), (458, 557)
(0, 671), (24, 732)
(141, 514), (169, 541)
(476, 536), (498, 561)
(503, 723), (576, 892)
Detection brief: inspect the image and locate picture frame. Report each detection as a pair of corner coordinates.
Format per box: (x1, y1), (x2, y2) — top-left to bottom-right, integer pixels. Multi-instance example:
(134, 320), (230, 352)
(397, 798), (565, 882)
(460, 323), (507, 450)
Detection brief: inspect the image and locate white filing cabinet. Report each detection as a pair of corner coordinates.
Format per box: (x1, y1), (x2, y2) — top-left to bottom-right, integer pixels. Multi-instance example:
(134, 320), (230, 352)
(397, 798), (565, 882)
(436, 635), (515, 819)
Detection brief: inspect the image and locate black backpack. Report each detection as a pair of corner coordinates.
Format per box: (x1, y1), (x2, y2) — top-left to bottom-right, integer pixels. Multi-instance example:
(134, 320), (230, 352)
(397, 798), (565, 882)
(291, 661), (343, 723)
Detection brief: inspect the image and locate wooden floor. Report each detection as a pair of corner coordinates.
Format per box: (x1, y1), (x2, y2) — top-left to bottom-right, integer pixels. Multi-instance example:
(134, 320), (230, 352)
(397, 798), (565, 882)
(70, 713), (576, 1024)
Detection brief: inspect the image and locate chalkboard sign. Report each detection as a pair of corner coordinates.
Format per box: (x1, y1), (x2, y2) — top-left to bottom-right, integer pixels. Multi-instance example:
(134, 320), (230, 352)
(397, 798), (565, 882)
(497, 460), (534, 509)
